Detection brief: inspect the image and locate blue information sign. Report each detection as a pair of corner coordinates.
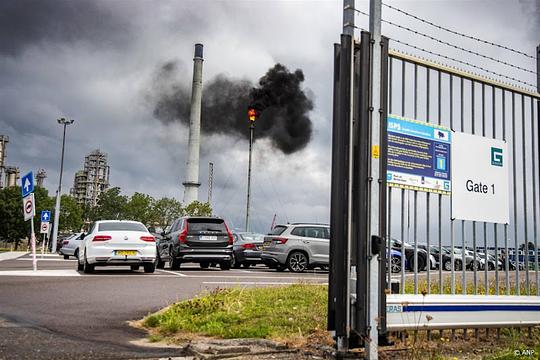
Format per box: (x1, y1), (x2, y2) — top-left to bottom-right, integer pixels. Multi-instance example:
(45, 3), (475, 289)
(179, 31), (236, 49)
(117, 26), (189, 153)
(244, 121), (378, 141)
(41, 210), (51, 223)
(386, 115), (452, 195)
(21, 171), (34, 198)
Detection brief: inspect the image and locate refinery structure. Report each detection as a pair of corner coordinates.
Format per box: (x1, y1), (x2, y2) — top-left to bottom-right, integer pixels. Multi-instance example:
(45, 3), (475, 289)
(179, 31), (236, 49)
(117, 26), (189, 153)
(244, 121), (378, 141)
(70, 149), (110, 207)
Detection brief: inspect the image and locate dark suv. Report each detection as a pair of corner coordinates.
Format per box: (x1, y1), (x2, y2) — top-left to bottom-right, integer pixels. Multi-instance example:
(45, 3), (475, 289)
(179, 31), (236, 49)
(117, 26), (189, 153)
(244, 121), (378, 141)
(157, 216), (234, 270)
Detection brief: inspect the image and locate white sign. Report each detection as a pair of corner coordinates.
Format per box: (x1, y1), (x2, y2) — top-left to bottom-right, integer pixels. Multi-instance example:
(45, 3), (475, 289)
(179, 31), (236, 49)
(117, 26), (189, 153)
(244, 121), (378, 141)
(451, 132), (509, 224)
(40, 222), (50, 234)
(23, 193), (35, 222)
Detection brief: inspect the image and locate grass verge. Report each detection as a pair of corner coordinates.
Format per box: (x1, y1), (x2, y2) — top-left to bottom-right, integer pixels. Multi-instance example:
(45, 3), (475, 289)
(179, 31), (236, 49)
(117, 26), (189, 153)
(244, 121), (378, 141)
(142, 284), (329, 345)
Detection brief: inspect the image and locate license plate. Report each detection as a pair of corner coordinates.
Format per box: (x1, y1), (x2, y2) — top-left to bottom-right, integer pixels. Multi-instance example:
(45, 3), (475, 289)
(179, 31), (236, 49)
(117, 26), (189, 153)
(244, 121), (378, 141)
(116, 250), (137, 256)
(200, 236), (217, 241)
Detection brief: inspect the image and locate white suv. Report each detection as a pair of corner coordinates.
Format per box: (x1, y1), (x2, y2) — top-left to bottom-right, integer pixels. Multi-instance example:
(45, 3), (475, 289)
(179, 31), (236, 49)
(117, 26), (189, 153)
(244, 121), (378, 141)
(260, 223), (330, 272)
(77, 220), (157, 273)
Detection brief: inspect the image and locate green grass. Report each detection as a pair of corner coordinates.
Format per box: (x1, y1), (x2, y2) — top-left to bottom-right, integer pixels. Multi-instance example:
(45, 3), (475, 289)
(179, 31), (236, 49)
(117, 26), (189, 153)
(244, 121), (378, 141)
(143, 284), (328, 340)
(403, 278), (538, 296)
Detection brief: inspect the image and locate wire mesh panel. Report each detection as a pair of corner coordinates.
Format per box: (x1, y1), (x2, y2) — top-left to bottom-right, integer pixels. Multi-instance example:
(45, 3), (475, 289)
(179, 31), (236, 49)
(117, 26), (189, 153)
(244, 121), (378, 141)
(386, 49), (540, 298)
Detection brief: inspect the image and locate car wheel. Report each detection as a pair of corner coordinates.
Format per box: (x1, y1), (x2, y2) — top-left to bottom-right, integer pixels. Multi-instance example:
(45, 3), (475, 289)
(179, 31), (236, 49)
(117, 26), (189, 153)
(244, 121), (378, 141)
(83, 254), (94, 274)
(74, 249), (79, 259)
(408, 254), (426, 272)
(156, 253), (165, 269)
(77, 257), (84, 271)
(471, 260), (481, 271)
(488, 262), (495, 271)
(200, 261), (210, 269)
(443, 259), (452, 271)
(390, 256), (401, 273)
(220, 261), (231, 270)
(287, 251), (308, 273)
(63, 255), (69, 260)
(130, 265), (140, 271)
(232, 255), (241, 269)
(144, 262), (156, 273)
(169, 255), (182, 270)
(242, 263), (251, 269)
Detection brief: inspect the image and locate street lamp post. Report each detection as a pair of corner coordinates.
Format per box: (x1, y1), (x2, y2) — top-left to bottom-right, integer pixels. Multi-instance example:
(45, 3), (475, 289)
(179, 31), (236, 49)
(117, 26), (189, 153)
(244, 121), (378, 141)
(51, 118), (74, 254)
(245, 108), (258, 232)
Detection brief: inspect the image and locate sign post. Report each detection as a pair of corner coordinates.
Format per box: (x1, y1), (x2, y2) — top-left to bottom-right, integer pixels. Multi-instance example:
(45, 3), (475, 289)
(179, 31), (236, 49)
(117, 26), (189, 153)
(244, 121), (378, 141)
(40, 218), (50, 258)
(21, 171), (37, 271)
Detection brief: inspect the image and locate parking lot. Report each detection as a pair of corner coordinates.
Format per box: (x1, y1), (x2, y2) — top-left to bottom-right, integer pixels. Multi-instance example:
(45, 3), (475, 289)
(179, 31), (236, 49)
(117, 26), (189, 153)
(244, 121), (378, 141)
(0, 252), (327, 359)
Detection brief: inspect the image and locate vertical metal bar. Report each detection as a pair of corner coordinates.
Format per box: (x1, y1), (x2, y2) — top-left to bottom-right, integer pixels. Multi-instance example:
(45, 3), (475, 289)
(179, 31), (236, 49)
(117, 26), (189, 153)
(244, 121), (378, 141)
(536, 44), (540, 295)
(387, 56), (393, 292)
(368, 0), (383, 354)
(472, 81), (478, 295)
(354, 31), (371, 349)
(461, 78), (466, 295)
(512, 92), (519, 295)
(378, 36), (390, 343)
(532, 96), (539, 296)
(503, 90), (510, 295)
(413, 191), (418, 294)
(522, 94), (530, 295)
(438, 71), (442, 294)
(401, 189), (405, 294)
(425, 68), (430, 295)
(484, 83), (490, 347)
(493, 86), (499, 295)
(401, 60), (405, 117)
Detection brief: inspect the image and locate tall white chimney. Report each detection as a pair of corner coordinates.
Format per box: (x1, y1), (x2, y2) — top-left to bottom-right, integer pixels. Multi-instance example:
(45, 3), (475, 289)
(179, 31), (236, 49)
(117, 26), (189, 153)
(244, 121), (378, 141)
(182, 43), (204, 204)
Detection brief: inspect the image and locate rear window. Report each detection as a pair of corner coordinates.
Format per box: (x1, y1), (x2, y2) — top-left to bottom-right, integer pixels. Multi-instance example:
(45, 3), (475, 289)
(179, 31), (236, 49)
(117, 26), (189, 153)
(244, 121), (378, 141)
(269, 225), (287, 235)
(98, 222), (147, 232)
(239, 233), (264, 242)
(187, 218), (226, 233)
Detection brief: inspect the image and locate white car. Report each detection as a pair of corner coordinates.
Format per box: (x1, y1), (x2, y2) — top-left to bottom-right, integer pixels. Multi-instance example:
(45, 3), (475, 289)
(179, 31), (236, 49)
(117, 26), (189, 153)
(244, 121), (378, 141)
(59, 232), (83, 259)
(77, 220), (156, 273)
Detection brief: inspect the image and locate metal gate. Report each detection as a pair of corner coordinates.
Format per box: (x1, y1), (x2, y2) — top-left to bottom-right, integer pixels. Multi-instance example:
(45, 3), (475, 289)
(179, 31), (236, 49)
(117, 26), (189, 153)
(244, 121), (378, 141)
(328, 3), (540, 355)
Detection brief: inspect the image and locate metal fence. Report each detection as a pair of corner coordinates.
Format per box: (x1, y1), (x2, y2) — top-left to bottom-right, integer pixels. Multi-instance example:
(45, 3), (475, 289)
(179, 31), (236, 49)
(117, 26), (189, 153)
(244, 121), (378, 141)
(385, 47), (540, 298)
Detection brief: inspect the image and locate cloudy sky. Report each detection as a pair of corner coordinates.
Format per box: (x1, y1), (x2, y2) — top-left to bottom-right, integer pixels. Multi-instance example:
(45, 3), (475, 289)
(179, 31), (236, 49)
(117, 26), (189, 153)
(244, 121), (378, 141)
(1, 0), (538, 233)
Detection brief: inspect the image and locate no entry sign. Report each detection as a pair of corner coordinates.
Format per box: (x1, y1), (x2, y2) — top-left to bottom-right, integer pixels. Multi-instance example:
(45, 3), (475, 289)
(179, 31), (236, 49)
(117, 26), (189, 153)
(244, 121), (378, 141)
(40, 222), (50, 234)
(23, 193), (35, 221)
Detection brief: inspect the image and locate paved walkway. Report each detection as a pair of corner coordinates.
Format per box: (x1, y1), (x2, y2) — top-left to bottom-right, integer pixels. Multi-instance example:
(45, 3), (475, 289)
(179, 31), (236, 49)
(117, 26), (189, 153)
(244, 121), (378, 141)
(0, 252), (27, 262)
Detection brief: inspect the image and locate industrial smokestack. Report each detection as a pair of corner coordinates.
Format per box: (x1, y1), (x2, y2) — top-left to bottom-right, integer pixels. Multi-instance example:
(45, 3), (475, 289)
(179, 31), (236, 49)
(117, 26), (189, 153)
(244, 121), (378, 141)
(182, 43), (203, 204)
(5, 166), (18, 188)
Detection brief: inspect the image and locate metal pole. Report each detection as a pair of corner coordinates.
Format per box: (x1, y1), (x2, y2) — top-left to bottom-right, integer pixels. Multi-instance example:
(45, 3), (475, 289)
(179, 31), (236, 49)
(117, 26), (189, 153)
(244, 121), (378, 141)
(245, 123), (254, 232)
(51, 120), (71, 254)
(367, 0), (382, 357)
(535, 44), (540, 295)
(30, 218), (36, 271)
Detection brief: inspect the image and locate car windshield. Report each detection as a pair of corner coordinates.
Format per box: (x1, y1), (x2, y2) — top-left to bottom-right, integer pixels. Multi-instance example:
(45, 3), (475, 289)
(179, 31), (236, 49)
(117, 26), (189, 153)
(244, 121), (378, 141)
(98, 222), (147, 232)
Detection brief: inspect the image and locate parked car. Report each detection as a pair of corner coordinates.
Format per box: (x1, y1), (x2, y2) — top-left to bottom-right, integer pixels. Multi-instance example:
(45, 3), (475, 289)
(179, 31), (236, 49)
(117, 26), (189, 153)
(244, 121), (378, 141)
(261, 223), (330, 273)
(59, 232), (83, 259)
(390, 238), (430, 271)
(447, 248), (483, 271)
(232, 232), (265, 268)
(77, 220), (156, 273)
(388, 249), (407, 273)
(157, 216), (234, 270)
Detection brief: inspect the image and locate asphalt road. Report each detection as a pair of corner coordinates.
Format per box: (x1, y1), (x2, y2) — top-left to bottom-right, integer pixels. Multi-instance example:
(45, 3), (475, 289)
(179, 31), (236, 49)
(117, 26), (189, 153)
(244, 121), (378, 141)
(0, 253), (327, 360)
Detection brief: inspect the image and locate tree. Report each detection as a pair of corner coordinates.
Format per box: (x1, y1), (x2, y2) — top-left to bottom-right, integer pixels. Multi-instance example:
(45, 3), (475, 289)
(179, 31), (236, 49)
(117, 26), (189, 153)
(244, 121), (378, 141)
(152, 197), (183, 227)
(58, 195), (83, 232)
(125, 192), (155, 225)
(183, 201), (212, 217)
(0, 186), (27, 249)
(90, 187), (128, 221)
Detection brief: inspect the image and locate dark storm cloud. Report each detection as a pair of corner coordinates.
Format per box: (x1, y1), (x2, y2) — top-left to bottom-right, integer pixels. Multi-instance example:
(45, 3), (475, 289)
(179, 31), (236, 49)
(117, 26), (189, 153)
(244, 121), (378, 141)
(0, 0), (130, 56)
(149, 61), (314, 154)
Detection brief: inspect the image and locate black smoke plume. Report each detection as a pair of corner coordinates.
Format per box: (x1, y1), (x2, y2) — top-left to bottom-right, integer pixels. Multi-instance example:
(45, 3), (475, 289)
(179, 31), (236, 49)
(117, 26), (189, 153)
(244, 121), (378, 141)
(149, 61), (313, 154)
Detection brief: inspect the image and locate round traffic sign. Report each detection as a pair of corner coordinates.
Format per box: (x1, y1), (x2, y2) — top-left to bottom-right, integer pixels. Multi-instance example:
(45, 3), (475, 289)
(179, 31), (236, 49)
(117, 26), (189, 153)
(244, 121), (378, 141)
(25, 198), (33, 214)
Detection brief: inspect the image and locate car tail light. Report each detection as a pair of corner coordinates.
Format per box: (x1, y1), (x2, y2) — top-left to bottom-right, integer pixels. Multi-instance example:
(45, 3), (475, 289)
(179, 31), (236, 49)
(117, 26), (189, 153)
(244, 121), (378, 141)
(242, 243), (256, 249)
(274, 237), (288, 244)
(178, 223), (188, 244)
(62, 240), (69, 245)
(92, 235), (112, 242)
(140, 236), (155, 242)
(224, 223), (233, 245)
